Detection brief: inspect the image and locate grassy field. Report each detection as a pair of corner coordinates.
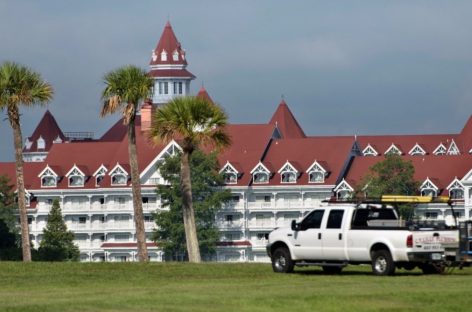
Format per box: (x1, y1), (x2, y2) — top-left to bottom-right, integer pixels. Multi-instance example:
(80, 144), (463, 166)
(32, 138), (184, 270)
(0, 262), (471, 312)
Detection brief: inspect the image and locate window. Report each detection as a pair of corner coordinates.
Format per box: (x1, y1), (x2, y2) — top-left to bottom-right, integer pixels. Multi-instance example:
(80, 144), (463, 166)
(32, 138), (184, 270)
(142, 197), (149, 204)
(69, 175), (84, 187)
(421, 189), (437, 197)
(226, 215), (233, 223)
(251, 163), (270, 184)
(41, 176), (56, 187)
(115, 234), (129, 241)
(420, 179), (438, 197)
(37, 136), (45, 149)
(172, 51), (179, 61)
(309, 171), (324, 183)
(257, 233), (269, 240)
(112, 175), (127, 185)
(164, 82), (168, 94)
(326, 210), (344, 229)
(161, 50), (167, 61)
(222, 165), (238, 184)
(450, 188), (464, 200)
(173, 82), (183, 94)
(144, 215), (153, 222)
(47, 198), (53, 205)
(96, 175), (104, 186)
(231, 195), (240, 202)
(78, 217), (86, 224)
(281, 172), (297, 183)
(425, 212), (438, 219)
(301, 210), (324, 230)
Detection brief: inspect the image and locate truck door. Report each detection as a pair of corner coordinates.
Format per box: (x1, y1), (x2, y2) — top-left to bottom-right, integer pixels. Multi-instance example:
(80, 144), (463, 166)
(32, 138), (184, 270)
(292, 209), (325, 260)
(321, 208), (347, 260)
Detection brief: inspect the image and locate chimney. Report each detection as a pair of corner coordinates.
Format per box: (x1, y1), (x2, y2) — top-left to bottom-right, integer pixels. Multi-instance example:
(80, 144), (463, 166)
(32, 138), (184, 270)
(141, 99), (154, 132)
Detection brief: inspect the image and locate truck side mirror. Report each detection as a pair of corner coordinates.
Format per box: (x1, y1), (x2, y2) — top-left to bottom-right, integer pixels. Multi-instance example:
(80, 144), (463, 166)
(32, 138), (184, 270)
(291, 220), (299, 231)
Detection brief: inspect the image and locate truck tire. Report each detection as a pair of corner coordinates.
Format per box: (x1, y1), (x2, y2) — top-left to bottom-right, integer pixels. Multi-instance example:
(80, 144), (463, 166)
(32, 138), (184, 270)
(271, 247), (294, 273)
(322, 266), (343, 274)
(371, 249), (396, 276)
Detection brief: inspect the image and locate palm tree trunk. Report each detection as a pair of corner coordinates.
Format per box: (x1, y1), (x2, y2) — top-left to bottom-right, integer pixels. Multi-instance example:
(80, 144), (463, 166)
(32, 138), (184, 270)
(8, 106), (32, 262)
(181, 151), (201, 263)
(127, 115), (148, 262)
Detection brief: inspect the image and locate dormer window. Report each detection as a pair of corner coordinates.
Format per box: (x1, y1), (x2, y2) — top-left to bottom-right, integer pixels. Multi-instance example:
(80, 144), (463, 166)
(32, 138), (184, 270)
(173, 82), (183, 95)
(279, 162), (298, 184)
(409, 144), (426, 156)
(385, 144), (402, 155)
(93, 165), (108, 187)
(37, 136), (45, 150)
(251, 163), (270, 184)
(161, 50), (167, 61)
(447, 179), (464, 200)
(172, 50), (179, 61)
(39, 166), (58, 188)
(66, 166), (85, 187)
(420, 178), (438, 197)
(334, 179), (353, 200)
(362, 144), (378, 156)
(220, 162), (238, 185)
(307, 161), (328, 184)
(433, 143), (447, 155)
(447, 140), (460, 155)
(53, 135), (62, 144)
(25, 138), (32, 150)
(110, 165), (128, 186)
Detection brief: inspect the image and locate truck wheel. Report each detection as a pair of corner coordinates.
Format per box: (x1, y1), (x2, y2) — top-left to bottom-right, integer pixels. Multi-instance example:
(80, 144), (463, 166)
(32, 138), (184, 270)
(272, 247), (294, 273)
(371, 249), (396, 276)
(322, 266), (343, 274)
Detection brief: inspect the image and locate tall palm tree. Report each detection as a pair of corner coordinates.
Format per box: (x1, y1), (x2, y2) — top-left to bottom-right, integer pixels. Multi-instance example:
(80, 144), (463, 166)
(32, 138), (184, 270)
(0, 61), (53, 261)
(150, 96), (230, 263)
(101, 65), (153, 262)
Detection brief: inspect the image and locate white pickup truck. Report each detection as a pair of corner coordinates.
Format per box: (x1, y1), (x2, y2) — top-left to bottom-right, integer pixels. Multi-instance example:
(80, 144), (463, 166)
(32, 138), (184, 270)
(266, 203), (459, 275)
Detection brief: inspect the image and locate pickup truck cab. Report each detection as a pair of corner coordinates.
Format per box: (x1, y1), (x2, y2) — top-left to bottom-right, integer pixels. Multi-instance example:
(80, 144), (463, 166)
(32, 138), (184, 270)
(266, 203), (458, 275)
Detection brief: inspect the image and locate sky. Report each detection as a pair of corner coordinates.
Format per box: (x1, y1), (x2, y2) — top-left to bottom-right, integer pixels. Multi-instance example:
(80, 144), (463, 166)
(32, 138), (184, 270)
(1, 0), (472, 161)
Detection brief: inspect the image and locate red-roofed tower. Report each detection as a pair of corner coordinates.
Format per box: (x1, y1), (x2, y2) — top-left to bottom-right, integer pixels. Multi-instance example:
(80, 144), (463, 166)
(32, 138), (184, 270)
(269, 99), (306, 139)
(149, 21), (195, 105)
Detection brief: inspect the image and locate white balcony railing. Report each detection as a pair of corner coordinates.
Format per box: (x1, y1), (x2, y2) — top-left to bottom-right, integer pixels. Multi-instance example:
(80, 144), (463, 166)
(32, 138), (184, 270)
(217, 221), (243, 229)
(247, 202), (272, 209)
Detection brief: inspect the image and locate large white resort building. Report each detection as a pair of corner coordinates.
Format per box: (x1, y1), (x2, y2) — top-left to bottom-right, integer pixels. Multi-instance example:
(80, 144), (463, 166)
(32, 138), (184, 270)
(2, 22), (472, 262)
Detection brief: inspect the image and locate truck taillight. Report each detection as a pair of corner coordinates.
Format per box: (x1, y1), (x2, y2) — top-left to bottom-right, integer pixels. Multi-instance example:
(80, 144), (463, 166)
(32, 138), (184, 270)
(406, 234), (413, 248)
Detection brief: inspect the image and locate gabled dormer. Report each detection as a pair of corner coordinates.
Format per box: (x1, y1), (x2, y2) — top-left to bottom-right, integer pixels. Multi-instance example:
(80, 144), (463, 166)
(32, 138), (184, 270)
(408, 143), (426, 156)
(278, 161), (298, 184)
(433, 143), (447, 155)
(334, 179), (354, 200)
(306, 160), (328, 183)
(66, 165), (86, 187)
(140, 140), (183, 185)
(362, 144), (378, 156)
(250, 162), (271, 184)
(37, 135), (45, 150)
(385, 143), (402, 155)
(93, 164), (108, 187)
(38, 165), (58, 188)
(24, 138), (32, 150)
(109, 164), (128, 186)
(220, 162), (239, 185)
(53, 135), (63, 144)
(447, 178), (464, 200)
(447, 139), (460, 155)
(420, 178), (439, 197)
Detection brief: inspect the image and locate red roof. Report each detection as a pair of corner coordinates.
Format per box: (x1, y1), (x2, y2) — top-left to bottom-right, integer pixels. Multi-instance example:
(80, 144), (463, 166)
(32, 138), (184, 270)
(24, 110), (67, 153)
(196, 86), (214, 104)
(356, 134), (460, 156)
(150, 21), (187, 66)
(261, 136), (355, 186)
(269, 100), (306, 139)
(217, 124), (276, 186)
(148, 69), (195, 79)
(344, 155), (472, 195)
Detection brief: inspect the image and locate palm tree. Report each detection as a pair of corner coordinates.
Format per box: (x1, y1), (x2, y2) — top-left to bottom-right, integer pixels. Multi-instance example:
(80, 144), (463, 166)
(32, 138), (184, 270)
(0, 61), (53, 261)
(101, 65), (153, 262)
(150, 96), (230, 263)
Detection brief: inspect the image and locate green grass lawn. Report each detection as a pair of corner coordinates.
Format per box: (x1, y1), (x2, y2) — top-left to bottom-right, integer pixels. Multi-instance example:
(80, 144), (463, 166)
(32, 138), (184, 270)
(0, 262), (471, 312)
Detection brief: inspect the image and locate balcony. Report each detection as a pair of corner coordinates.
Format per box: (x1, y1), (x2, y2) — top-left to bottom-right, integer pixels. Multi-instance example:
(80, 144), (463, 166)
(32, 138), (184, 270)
(107, 222), (133, 230)
(223, 201), (245, 210)
(217, 221), (243, 229)
(248, 221), (275, 229)
(247, 202), (272, 210)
